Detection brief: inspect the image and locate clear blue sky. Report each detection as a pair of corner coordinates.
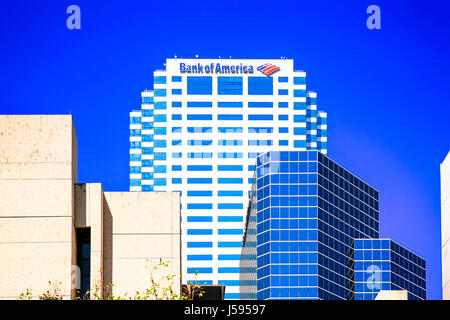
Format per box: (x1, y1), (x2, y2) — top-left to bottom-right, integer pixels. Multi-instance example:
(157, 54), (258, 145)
(0, 0), (448, 300)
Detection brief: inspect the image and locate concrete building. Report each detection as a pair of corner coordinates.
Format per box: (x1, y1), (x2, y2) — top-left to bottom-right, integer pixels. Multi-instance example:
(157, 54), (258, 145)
(441, 151), (450, 300)
(0, 115), (181, 299)
(129, 58), (328, 299)
(374, 290), (408, 300)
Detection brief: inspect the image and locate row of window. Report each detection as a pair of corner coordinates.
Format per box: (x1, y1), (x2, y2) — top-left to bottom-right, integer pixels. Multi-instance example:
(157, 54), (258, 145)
(187, 216), (243, 222)
(187, 229), (243, 235)
(154, 76), (307, 96)
(152, 114), (295, 121)
(168, 126), (314, 134)
(155, 75), (306, 85)
(187, 241), (242, 248)
(149, 101), (311, 109)
(131, 128), (326, 137)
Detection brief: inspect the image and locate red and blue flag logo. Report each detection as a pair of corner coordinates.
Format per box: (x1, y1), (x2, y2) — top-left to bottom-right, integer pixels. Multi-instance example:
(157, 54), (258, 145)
(257, 63), (280, 76)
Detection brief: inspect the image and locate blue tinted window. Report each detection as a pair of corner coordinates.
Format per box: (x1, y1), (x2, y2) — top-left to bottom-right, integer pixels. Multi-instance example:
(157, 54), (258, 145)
(294, 102), (306, 110)
(154, 89), (166, 97)
(187, 114), (212, 120)
(248, 115), (273, 121)
(294, 89), (306, 97)
(187, 76), (212, 95)
(278, 77), (288, 83)
(248, 77), (273, 95)
(294, 77), (306, 85)
(218, 114), (243, 121)
(248, 102), (273, 108)
(154, 101), (166, 110)
(187, 190), (213, 197)
(172, 76), (182, 82)
(187, 165), (213, 171)
(187, 101), (212, 108)
(154, 76), (166, 84)
(218, 77), (243, 95)
(218, 102), (243, 108)
(218, 127), (242, 133)
(248, 127), (273, 133)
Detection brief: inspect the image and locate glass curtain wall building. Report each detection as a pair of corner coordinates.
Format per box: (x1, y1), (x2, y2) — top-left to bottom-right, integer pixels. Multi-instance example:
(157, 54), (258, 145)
(129, 58), (327, 299)
(240, 151), (426, 300)
(351, 239), (426, 300)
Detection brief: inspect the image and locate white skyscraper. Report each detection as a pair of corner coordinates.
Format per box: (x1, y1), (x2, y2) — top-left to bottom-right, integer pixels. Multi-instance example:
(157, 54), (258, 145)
(129, 58), (327, 299)
(441, 151), (450, 300)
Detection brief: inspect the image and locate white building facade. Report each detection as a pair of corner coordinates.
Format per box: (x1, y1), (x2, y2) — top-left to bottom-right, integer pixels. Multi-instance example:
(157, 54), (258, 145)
(442, 151), (450, 300)
(129, 58), (327, 299)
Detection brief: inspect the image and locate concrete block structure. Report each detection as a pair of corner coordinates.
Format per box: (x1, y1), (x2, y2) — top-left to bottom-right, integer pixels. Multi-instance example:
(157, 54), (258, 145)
(0, 115), (181, 299)
(374, 290), (408, 300)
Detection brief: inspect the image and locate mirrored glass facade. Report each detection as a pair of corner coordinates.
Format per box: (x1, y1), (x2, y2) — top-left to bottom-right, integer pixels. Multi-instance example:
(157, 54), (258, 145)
(240, 151), (426, 300)
(352, 239), (426, 300)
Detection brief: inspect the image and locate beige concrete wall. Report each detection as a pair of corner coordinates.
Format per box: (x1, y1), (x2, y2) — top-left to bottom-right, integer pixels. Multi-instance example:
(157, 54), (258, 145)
(74, 183), (104, 298)
(441, 151), (450, 300)
(103, 191), (181, 298)
(0, 115), (77, 299)
(375, 290), (408, 300)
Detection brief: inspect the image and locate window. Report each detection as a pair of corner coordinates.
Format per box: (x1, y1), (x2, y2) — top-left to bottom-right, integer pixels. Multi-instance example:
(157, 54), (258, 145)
(188, 140), (212, 146)
(218, 77), (243, 95)
(187, 101), (212, 108)
(154, 89), (166, 97)
(76, 228), (90, 299)
(218, 114), (243, 121)
(218, 140), (242, 146)
(278, 77), (288, 83)
(187, 165), (213, 171)
(142, 97), (153, 104)
(294, 89), (306, 97)
(248, 77), (273, 95)
(248, 102), (273, 108)
(294, 102), (306, 110)
(294, 77), (306, 85)
(218, 102), (243, 108)
(172, 89), (182, 95)
(218, 152), (243, 159)
(218, 127), (242, 133)
(218, 165), (243, 171)
(154, 76), (166, 84)
(187, 127), (212, 133)
(187, 76), (212, 95)
(172, 76), (182, 82)
(248, 114), (273, 121)
(155, 102), (166, 110)
(187, 114), (212, 120)
(248, 127), (273, 133)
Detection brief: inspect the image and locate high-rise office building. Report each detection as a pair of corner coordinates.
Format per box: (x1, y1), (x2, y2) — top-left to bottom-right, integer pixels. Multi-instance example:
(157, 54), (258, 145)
(441, 151), (450, 299)
(240, 151), (426, 300)
(129, 58), (327, 299)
